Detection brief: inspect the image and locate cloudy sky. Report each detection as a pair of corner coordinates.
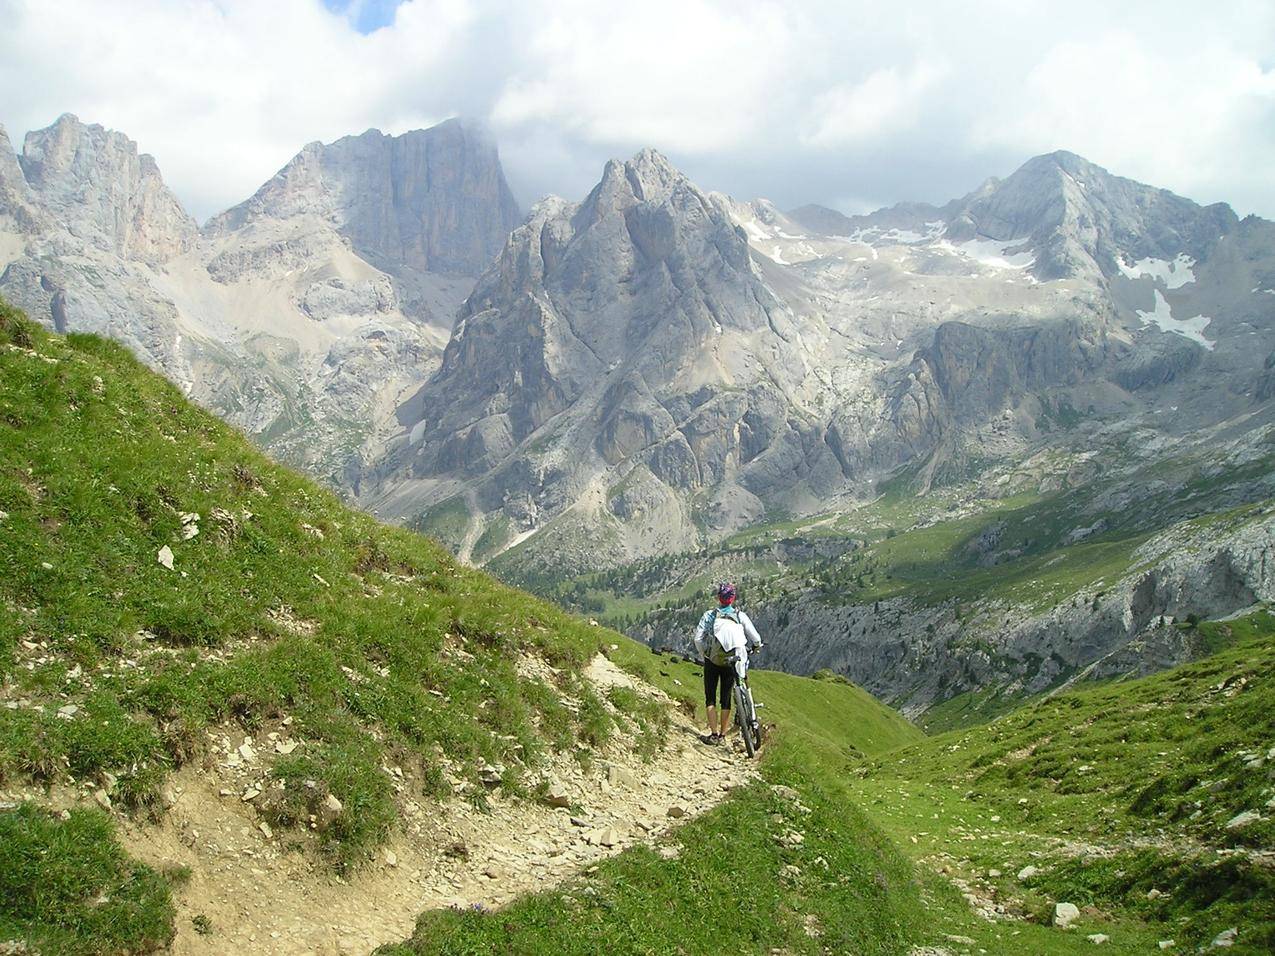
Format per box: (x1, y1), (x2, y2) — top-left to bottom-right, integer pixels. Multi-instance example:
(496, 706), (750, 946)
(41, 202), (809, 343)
(1, 0), (1272, 222)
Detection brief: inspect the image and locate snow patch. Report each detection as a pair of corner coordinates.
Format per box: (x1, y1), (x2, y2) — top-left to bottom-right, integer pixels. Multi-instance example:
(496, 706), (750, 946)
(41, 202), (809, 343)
(836, 221), (944, 247)
(1117, 253), (1196, 289)
(937, 236), (1035, 270)
(1137, 290), (1214, 350)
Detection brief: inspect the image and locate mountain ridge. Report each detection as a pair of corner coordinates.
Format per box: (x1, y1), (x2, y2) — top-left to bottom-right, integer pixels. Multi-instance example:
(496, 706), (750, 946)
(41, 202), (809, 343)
(0, 113), (522, 487)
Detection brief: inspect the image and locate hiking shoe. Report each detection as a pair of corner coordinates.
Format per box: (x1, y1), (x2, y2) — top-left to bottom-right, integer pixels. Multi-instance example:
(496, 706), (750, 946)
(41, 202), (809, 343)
(700, 733), (717, 745)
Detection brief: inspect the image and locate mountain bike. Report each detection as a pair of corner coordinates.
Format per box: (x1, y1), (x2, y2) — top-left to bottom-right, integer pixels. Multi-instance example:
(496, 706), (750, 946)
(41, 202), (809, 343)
(729, 645), (764, 757)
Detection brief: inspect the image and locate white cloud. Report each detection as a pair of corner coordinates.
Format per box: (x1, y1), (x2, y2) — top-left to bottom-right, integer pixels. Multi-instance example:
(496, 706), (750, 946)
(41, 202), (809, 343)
(801, 62), (947, 147)
(490, 0), (794, 152)
(0, 0), (1271, 221)
(970, 32), (1275, 211)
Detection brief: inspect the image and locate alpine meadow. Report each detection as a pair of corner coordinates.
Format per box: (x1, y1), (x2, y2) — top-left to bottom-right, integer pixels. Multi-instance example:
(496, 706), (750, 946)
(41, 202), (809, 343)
(2, 2), (1274, 953)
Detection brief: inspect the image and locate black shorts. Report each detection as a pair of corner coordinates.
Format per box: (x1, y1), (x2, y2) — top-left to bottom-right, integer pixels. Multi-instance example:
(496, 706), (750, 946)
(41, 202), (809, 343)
(703, 660), (736, 709)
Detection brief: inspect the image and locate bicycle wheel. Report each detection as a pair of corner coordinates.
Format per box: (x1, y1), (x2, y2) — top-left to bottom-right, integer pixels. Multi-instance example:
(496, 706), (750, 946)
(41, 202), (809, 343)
(735, 685), (757, 758)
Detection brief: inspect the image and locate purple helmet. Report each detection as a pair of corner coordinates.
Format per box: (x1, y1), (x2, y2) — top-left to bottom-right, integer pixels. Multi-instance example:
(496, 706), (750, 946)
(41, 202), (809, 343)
(715, 581), (737, 604)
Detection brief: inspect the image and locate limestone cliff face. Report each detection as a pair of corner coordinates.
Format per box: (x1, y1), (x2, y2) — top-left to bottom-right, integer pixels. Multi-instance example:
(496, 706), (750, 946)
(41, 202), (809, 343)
(0, 115), (520, 488)
(0, 125), (42, 235)
(18, 114), (198, 264)
(365, 150), (859, 559)
(894, 319), (1112, 427)
(208, 119), (522, 277)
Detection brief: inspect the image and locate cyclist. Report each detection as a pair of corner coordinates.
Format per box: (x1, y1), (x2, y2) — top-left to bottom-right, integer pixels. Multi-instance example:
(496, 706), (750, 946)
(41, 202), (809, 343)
(692, 582), (762, 745)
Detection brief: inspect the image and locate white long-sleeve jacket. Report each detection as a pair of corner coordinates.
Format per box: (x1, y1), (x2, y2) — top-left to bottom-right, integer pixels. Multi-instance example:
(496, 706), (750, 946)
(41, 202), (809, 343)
(693, 605), (762, 661)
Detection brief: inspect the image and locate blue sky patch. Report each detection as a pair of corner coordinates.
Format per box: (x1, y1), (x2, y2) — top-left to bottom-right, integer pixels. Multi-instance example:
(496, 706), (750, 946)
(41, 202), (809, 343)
(323, 0), (404, 34)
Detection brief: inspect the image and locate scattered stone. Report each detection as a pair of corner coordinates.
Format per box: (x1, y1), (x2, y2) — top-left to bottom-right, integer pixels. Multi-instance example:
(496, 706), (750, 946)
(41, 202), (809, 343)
(666, 806), (687, 819)
(274, 740), (299, 755)
(443, 842), (469, 860)
(242, 787), (261, 802)
(987, 868), (1002, 878)
(93, 790), (111, 810)
(1054, 902), (1080, 928)
(594, 827), (621, 848)
(770, 784), (801, 802)
(157, 545), (174, 570)
(259, 821), (272, 838)
(776, 830), (804, 849)
(1210, 928), (1237, 948)
(478, 763), (503, 787)
(1017, 865), (1039, 881)
(607, 765), (637, 789)
(944, 935), (976, 945)
(657, 846), (680, 860)
(1146, 888), (1163, 900)
(315, 793), (343, 831)
(543, 781), (572, 808)
(1224, 811), (1260, 830)
(384, 850), (397, 867)
(1087, 934), (1109, 944)
(569, 816), (589, 827)
(56, 704), (78, 719)
(238, 741), (257, 762)
(1158, 941), (1175, 950)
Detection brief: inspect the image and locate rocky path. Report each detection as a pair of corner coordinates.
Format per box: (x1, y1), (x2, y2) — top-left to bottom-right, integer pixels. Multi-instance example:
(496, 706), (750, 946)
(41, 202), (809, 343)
(119, 655), (757, 955)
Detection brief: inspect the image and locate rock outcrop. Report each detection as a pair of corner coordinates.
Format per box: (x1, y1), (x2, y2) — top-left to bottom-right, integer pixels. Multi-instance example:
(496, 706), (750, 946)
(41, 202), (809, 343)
(18, 113), (198, 264)
(207, 119), (521, 278)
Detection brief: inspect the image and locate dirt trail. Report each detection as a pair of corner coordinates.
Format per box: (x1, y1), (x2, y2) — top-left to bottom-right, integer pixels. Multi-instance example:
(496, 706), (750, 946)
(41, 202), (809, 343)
(119, 654), (757, 955)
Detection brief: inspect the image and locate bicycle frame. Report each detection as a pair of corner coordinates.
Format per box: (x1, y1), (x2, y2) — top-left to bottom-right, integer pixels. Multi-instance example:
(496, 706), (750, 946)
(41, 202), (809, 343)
(728, 648), (763, 757)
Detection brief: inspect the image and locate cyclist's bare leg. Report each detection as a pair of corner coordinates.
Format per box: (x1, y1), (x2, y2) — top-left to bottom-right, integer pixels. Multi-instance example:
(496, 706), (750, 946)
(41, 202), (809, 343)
(706, 705), (717, 737)
(719, 708), (730, 736)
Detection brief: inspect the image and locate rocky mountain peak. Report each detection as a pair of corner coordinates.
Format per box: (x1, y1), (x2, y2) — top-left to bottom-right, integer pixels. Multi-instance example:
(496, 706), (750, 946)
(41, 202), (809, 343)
(942, 150), (1238, 281)
(18, 113), (197, 264)
(369, 149), (789, 535)
(208, 118), (521, 277)
(0, 124), (41, 234)
(0, 124), (24, 185)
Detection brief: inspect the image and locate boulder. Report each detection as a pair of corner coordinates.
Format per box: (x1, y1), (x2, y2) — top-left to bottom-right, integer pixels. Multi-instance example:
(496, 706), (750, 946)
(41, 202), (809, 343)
(1054, 902), (1080, 928)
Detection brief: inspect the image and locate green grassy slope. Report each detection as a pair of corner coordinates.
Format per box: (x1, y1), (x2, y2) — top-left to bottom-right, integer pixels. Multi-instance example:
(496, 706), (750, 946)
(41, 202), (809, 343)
(849, 614), (1275, 953)
(388, 642), (1222, 956)
(383, 646), (933, 956)
(0, 303), (672, 950)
